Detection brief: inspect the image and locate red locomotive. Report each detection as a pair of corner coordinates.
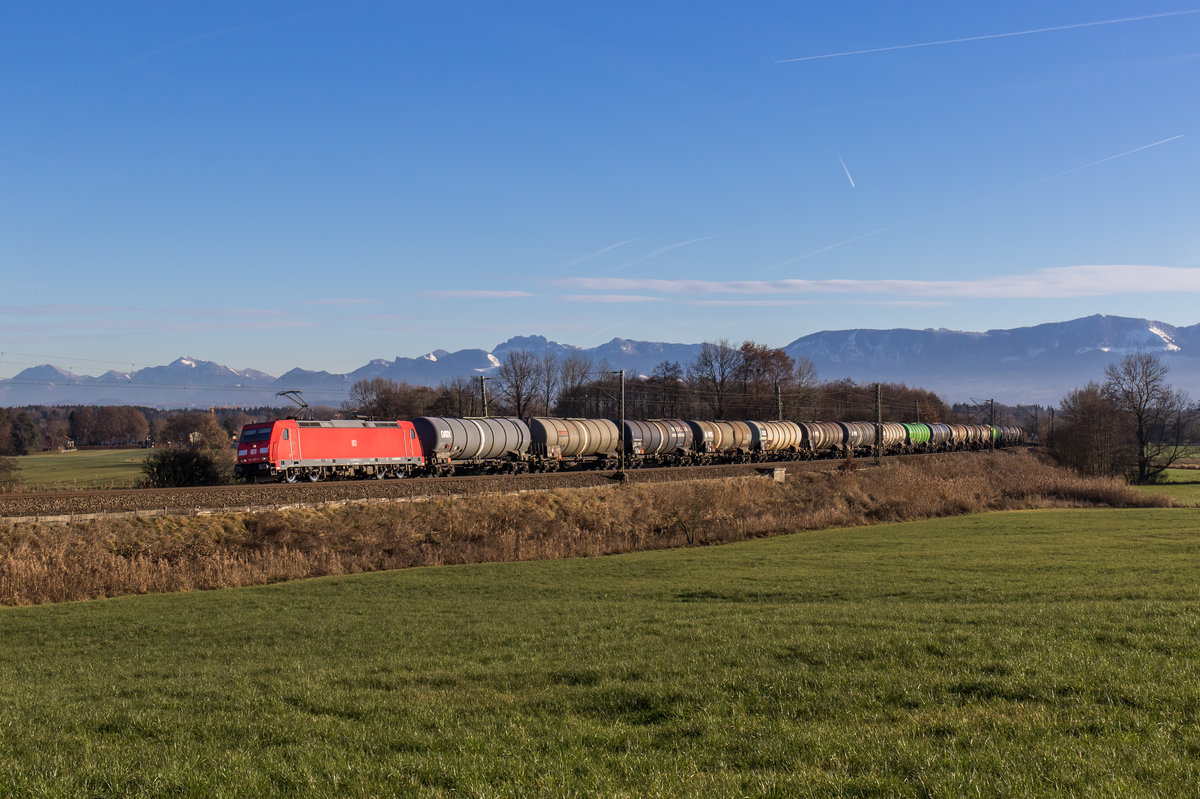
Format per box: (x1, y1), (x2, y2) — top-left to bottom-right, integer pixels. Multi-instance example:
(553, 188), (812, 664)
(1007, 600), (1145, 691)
(235, 418), (423, 482)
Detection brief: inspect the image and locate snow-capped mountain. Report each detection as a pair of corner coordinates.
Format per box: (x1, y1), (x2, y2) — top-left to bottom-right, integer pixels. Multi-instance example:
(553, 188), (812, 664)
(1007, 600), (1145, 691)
(1, 316), (1197, 407)
(783, 315), (1200, 403)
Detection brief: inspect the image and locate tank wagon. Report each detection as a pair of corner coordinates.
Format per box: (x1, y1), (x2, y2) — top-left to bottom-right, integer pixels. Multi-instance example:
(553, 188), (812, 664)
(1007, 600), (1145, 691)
(236, 415), (1026, 482)
(529, 417), (620, 470)
(412, 416), (531, 476)
(682, 420), (753, 461)
(622, 419), (692, 465)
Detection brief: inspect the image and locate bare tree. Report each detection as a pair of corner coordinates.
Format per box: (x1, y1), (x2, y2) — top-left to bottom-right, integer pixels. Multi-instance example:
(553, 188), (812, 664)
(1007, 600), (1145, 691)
(535, 351), (560, 417)
(649, 360), (685, 418)
(1102, 353), (1194, 483)
(433, 376), (479, 417)
(557, 353), (593, 416)
(1051, 382), (1132, 476)
(790, 356), (821, 418)
(735, 341), (794, 418)
(497, 349), (538, 418)
(346, 378), (435, 419)
(687, 339), (741, 419)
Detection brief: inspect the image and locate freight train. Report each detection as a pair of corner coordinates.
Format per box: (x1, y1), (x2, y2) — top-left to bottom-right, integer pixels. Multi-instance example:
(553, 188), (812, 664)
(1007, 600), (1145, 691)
(234, 416), (1025, 483)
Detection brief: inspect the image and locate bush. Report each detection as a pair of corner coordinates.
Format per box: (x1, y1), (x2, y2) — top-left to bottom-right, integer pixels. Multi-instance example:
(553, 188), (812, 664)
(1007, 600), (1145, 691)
(0, 456), (20, 493)
(140, 446), (231, 488)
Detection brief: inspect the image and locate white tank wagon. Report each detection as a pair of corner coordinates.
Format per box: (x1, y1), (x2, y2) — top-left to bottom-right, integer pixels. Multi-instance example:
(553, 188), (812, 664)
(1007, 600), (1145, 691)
(878, 422), (908, 452)
(744, 420), (804, 457)
(528, 417), (620, 470)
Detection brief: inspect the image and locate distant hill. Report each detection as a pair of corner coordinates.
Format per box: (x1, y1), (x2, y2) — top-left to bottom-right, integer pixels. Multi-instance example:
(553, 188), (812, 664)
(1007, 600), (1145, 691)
(1, 315), (1196, 407)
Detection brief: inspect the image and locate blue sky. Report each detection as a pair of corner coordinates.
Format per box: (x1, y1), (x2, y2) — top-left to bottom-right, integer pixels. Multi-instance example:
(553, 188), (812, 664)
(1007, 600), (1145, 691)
(2, 1), (1198, 379)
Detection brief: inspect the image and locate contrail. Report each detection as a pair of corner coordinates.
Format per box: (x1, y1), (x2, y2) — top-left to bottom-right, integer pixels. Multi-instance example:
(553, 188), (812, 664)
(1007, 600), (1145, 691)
(561, 238), (645, 268)
(776, 9), (1200, 63)
(1023, 135), (1184, 188)
(125, 9), (323, 68)
(608, 236), (716, 273)
(838, 155), (856, 188)
(764, 228), (887, 272)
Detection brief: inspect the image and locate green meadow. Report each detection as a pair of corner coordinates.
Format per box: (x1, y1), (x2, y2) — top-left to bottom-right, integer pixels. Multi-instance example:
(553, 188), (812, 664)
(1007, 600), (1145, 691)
(1, 507), (1198, 797)
(13, 448), (148, 490)
(1132, 468), (1200, 505)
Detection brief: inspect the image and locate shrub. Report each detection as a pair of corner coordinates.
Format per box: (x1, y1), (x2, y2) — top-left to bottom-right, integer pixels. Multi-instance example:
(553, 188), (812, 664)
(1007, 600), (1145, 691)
(140, 445), (232, 488)
(0, 456), (20, 493)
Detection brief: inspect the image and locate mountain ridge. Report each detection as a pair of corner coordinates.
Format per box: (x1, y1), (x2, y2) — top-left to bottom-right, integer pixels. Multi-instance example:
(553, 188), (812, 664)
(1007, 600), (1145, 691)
(2, 315), (1196, 408)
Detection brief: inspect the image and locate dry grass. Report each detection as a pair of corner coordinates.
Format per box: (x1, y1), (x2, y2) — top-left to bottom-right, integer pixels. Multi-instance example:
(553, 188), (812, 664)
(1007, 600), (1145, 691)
(0, 453), (1169, 606)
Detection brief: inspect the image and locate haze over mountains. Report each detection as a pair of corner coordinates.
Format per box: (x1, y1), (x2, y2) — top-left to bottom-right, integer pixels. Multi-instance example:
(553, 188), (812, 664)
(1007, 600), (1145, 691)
(2, 315), (1196, 408)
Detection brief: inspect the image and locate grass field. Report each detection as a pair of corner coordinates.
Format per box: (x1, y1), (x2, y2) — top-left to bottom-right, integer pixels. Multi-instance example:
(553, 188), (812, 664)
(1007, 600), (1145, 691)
(1132, 468), (1200, 505)
(1, 507), (1197, 796)
(14, 448), (147, 490)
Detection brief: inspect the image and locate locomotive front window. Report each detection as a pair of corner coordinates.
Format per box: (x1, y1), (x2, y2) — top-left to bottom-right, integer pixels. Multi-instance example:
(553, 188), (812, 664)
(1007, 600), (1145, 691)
(240, 428), (272, 443)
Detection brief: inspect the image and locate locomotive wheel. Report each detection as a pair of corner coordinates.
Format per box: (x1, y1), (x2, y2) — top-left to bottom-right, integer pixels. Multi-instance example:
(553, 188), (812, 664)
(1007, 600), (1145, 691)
(374, 469), (387, 480)
(307, 471), (321, 482)
(284, 472), (299, 484)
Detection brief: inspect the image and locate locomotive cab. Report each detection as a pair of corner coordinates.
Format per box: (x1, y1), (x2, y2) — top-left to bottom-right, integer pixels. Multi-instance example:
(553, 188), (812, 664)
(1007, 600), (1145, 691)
(235, 421), (283, 481)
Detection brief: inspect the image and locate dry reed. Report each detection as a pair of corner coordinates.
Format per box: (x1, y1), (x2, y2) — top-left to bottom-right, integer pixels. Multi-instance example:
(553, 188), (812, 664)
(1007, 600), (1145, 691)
(0, 453), (1171, 606)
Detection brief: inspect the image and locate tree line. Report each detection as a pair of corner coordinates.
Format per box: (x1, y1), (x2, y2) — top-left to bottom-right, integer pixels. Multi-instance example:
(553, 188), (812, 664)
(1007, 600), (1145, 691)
(0, 405), (289, 491)
(1050, 353), (1195, 484)
(342, 339), (969, 425)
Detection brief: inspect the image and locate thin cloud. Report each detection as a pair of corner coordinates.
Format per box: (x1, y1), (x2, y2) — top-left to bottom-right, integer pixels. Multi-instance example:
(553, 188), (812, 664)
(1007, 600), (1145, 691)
(559, 294), (662, 303)
(0, 318), (311, 334)
(303, 297), (380, 307)
(0, 304), (126, 315)
(690, 299), (948, 308)
(690, 299), (817, 307)
(608, 236), (716, 273)
(423, 290), (536, 299)
(0, 304), (291, 319)
(777, 9), (1200, 63)
(562, 265), (1200, 300)
(561, 238), (645, 268)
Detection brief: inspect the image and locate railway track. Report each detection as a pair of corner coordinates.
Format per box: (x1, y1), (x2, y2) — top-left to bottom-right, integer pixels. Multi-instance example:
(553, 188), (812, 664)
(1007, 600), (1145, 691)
(0, 452), (982, 520)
